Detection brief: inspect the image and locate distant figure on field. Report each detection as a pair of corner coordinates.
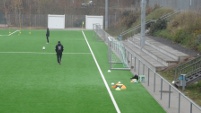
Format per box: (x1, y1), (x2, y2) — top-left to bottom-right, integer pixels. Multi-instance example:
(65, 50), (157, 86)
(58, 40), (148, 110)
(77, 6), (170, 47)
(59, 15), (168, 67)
(46, 28), (50, 43)
(55, 41), (64, 64)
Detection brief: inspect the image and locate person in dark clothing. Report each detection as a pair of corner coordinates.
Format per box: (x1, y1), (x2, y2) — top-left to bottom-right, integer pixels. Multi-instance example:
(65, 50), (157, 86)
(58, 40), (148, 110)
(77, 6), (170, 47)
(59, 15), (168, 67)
(55, 41), (64, 64)
(130, 74), (139, 81)
(46, 28), (50, 43)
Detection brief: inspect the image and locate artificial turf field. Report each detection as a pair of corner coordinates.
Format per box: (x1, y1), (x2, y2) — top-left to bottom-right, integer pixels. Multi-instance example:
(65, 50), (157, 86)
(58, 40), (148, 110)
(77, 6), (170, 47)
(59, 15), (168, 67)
(0, 29), (166, 113)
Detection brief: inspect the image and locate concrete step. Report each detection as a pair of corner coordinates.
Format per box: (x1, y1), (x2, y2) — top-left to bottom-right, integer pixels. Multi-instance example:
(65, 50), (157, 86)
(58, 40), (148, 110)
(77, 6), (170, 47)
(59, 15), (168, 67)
(123, 34), (190, 71)
(128, 38), (177, 66)
(123, 41), (166, 71)
(128, 37), (178, 66)
(132, 34), (189, 62)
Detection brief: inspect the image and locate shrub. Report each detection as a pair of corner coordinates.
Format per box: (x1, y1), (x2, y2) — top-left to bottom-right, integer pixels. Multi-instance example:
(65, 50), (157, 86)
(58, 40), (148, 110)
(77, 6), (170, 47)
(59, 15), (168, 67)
(197, 44), (201, 52)
(149, 19), (167, 35)
(154, 29), (173, 39)
(167, 11), (201, 34)
(121, 11), (140, 28)
(107, 10), (140, 36)
(146, 7), (174, 20)
(173, 29), (186, 43)
(195, 34), (201, 51)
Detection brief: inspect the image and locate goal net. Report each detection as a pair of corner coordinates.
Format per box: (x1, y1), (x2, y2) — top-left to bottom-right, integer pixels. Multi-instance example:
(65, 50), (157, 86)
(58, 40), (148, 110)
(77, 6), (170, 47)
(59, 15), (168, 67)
(93, 24), (130, 70)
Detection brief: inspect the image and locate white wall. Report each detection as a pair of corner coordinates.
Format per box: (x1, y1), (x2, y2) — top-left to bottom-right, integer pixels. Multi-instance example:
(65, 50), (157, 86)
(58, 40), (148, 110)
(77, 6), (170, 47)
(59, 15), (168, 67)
(48, 15), (65, 29)
(85, 15), (103, 30)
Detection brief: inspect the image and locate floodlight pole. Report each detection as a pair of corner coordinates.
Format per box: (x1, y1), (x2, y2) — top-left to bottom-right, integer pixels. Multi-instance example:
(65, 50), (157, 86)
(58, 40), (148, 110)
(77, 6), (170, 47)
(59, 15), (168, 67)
(105, 0), (108, 30)
(190, 0), (192, 6)
(140, 0), (146, 49)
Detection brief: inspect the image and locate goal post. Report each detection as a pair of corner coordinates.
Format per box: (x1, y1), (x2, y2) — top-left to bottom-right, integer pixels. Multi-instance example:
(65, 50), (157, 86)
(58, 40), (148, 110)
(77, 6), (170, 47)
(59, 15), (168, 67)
(93, 24), (104, 41)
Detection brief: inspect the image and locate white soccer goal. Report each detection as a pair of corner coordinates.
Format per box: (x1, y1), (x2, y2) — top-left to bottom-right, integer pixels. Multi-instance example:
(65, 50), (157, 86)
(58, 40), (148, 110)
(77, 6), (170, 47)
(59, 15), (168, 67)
(93, 24), (130, 70)
(108, 36), (130, 70)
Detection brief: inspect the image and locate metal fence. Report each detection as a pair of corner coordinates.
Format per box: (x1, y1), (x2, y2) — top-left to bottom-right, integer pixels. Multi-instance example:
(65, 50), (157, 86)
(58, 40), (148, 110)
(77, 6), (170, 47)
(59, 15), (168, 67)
(1, 0), (200, 28)
(94, 24), (201, 113)
(0, 14), (119, 29)
(0, 14), (47, 28)
(148, 0), (201, 11)
(2, 14), (86, 28)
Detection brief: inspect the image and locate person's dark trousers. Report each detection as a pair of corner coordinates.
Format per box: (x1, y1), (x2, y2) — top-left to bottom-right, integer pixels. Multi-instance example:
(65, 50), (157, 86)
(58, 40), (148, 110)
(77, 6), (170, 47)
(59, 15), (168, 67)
(46, 36), (49, 43)
(57, 53), (62, 64)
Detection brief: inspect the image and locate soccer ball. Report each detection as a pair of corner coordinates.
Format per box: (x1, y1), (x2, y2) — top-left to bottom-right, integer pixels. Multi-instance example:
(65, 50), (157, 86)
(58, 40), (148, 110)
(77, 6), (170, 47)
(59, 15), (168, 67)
(172, 81), (175, 84)
(42, 46), (45, 50)
(111, 83), (114, 86)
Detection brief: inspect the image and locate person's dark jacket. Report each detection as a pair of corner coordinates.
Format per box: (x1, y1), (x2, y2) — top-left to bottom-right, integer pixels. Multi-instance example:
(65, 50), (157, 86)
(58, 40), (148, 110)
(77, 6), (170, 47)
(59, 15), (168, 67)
(55, 43), (64, 54)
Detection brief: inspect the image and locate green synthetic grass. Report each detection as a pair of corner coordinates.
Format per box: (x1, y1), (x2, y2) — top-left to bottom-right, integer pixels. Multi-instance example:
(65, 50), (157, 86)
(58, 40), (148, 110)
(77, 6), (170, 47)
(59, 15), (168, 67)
(0, 29), (165, 113)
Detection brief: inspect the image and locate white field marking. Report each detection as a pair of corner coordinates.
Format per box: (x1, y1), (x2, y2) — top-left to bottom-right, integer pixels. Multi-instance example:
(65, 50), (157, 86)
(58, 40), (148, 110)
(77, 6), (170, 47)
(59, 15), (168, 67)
(82, 31), (121, 113)
(9, 30), (20, 36)
(0, 52), (91, 55)
(0, 30), (20, 37)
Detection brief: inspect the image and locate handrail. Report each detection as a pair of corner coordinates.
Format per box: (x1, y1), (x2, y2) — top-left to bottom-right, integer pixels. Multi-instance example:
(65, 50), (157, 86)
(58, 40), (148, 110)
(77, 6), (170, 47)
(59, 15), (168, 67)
(186, 66), (201, 77)
(120, 19), (153, 36)
(175, 56), (201, 80)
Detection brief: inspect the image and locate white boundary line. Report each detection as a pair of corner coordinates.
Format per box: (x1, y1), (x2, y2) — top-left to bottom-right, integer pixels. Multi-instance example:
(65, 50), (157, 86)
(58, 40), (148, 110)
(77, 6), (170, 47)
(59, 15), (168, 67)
(0, 30), (20, 37)
(82, 31), (121, 113)
(0, 52), (91, 55)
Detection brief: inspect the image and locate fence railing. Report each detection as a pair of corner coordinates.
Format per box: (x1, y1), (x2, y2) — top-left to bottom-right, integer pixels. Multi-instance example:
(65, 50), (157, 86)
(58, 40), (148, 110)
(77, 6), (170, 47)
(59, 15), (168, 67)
(175, 56), (201, 80)
(186, 66), (201, 77)
(148, 0), (201, 11)
(94, 25), (201, 113)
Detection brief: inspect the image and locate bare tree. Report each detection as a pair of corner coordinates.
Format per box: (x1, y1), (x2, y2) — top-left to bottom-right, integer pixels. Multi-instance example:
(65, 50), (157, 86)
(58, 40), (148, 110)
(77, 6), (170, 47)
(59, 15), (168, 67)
(3, 0), (12, 26)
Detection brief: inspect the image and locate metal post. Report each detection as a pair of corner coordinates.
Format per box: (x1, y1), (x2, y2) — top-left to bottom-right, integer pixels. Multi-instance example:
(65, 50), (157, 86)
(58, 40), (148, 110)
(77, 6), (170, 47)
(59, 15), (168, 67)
(138, 60), (140, 75)
(190, 0), (192, 6)
(160, 78), (163, 100)
(108, 41), (112, 69)
(140, 0), (146, 49)
(134, 57), (136, 70)
(118, 35), (122, 41)
(105, 0), (108, 30)
(131, 54), (133, 68)
(182, 74), (186, 91)
(148, 68), (150, 86)
(174, 68), (177, 83)
(178, 93), (181, 113)
(168, 85), (171, 108)
(154, 73), (156, 92)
